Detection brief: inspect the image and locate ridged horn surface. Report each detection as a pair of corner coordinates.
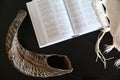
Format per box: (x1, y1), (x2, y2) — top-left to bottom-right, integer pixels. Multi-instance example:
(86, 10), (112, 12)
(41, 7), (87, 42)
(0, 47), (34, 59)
(6, 10), (73, 78)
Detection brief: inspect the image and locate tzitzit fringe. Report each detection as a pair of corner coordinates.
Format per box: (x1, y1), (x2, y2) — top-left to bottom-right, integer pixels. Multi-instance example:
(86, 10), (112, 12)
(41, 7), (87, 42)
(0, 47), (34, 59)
(95, 27), (114, 69)
(94, 0), (114, 68)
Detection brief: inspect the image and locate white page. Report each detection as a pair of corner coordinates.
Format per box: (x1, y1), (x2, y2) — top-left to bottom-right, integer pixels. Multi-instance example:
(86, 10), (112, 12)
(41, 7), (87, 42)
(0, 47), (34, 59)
(33, 0), (74, 47)
(64, 0), (102, 35)
(26, 2), (47, 46)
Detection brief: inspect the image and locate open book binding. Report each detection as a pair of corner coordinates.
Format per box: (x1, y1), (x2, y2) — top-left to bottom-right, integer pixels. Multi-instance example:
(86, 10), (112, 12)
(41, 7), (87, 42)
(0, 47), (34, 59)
(26, 0), (106, 48)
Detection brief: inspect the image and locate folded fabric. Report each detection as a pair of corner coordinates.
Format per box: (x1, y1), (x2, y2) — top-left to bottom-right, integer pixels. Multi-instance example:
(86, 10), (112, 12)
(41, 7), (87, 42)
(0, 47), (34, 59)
(94, 0), (120, 68)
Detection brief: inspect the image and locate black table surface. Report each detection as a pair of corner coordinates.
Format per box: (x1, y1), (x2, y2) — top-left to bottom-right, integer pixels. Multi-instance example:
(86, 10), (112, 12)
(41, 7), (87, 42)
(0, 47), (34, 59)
(0, 0), (120, 80)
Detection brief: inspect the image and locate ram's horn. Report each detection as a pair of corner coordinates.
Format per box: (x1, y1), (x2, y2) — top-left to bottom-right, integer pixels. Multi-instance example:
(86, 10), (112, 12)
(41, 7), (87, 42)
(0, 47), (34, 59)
(6, 10), (73, 77)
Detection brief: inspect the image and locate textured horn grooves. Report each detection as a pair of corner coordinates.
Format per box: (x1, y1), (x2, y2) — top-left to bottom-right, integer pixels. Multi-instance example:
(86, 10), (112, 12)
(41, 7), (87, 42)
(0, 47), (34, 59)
(6, 10), (73, 78)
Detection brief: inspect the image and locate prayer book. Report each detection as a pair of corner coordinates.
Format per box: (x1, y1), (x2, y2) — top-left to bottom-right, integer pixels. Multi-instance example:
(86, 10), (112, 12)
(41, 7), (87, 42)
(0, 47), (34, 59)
(26, 0), (107, 48)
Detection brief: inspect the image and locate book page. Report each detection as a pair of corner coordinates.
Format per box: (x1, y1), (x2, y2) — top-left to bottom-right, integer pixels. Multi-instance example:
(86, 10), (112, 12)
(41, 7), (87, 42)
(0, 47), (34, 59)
(64, 0), (102, 35)
(26, 2), (47, 46)
(33, 0), (74, 47)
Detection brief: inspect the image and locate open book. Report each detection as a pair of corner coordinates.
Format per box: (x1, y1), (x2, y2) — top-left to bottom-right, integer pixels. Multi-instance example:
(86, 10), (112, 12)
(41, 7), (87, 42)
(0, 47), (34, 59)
(26, 0), (107, 48)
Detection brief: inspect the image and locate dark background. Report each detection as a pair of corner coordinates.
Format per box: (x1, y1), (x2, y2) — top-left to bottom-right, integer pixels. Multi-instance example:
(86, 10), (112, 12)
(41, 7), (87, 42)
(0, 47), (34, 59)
(0, 0), (120, 80)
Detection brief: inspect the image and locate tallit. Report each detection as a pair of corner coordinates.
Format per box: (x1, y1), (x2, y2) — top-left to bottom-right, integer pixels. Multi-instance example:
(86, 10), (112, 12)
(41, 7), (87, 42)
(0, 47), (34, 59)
(93, 0), (120, 68)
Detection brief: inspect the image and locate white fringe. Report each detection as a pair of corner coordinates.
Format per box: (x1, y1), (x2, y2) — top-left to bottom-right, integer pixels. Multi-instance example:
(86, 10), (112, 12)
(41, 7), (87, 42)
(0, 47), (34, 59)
(94, 0), (115, 69)
(114, 59), (120, 69)
(95, 27), (112, 69)
(104, 44), (115, 53)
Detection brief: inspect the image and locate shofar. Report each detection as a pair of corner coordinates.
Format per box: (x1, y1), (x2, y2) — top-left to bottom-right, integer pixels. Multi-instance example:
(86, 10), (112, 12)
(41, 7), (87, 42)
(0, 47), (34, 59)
(6, 10), (73, 77)
(93, 0), (120, 68)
